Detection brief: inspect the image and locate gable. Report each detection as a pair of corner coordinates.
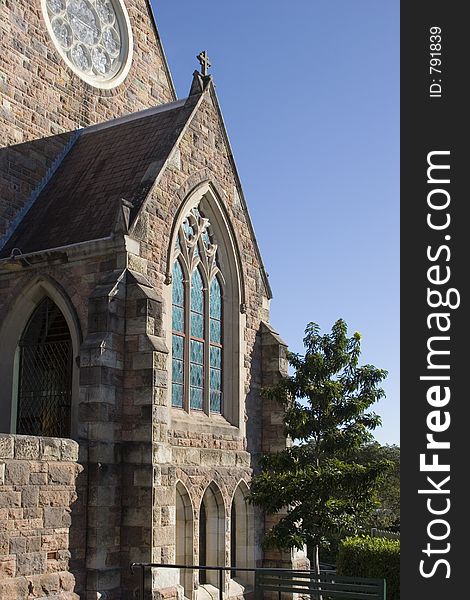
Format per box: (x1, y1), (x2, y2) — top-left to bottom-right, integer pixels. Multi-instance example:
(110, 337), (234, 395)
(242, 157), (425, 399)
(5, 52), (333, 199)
(132, 77), (273, 300)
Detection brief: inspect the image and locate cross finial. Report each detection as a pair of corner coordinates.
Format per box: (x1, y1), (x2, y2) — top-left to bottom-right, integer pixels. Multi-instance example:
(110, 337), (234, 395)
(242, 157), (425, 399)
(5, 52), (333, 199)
(197, 51), (212, 77)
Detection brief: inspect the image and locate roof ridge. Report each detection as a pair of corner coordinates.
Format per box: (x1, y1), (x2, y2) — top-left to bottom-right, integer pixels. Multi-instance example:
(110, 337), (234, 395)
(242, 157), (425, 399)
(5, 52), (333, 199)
(128, 92), (206, 230)
(81, 98), (189, 136)
(205, 83), (273, 300)
(0, 129), (82, 253)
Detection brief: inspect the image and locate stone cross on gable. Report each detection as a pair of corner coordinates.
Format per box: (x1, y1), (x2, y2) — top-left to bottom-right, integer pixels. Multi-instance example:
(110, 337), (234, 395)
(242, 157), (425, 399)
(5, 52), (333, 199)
(197, 51), (212, 77)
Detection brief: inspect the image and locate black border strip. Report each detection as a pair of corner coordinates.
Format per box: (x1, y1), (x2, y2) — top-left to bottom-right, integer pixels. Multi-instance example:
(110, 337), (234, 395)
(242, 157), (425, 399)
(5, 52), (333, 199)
(401, 3), (467, 598)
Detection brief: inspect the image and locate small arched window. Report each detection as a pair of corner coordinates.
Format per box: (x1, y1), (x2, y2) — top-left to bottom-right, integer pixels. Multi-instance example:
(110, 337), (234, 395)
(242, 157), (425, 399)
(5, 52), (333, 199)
(199, 483), (225, 587)
(175, 482), (194, 597)
(230, 482), (255, 586)
(171, 205), (224, 415)
(16, 297), (73, 438)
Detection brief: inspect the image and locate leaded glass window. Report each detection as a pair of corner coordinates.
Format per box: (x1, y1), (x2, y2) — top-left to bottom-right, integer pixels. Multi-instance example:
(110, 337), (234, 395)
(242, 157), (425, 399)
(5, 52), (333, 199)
(171, 204), (224, 414)
(172, 261), (185, 408)
(17, 298), (73, 438)
(190, 269), (204, 410)
(209, 277), (222, 413)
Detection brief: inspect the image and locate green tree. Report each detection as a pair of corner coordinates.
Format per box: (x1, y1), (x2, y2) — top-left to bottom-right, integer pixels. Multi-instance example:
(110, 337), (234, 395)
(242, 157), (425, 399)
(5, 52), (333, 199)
(250, 319), (389, 574)
(354, 443), (400, 530)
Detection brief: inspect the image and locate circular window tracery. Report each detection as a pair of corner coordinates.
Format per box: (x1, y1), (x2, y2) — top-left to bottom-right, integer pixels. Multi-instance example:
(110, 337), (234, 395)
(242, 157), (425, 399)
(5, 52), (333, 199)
(42, 0), (133, 89)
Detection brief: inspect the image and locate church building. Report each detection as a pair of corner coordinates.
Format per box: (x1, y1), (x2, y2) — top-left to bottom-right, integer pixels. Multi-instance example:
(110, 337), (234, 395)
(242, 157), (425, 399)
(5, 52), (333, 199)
(0, 2), (306, 599)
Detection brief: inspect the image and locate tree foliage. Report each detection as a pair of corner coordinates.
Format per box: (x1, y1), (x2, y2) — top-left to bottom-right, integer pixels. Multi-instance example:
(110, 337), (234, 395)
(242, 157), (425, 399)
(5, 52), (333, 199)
(354, 443), (400, 530)
(250, 319), (389, 571)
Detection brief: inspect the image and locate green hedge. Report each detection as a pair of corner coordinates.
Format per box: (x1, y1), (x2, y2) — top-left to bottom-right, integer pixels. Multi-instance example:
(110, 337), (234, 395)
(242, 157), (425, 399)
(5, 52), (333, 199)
(336, 536), (400, 600)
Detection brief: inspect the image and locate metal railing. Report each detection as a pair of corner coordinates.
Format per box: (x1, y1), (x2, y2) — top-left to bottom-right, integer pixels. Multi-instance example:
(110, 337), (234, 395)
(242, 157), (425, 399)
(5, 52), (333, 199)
(131, 563), (253, 600)
(371, 527), (400, 540)
(130, 562), (386, 600)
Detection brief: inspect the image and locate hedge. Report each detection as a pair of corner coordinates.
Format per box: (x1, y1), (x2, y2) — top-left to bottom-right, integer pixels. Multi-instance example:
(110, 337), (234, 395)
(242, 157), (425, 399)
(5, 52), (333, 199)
(336, 535), (400, 600)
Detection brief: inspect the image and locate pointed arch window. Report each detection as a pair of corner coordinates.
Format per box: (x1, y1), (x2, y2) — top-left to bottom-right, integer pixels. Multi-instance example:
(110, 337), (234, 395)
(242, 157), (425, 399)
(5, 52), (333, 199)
(190, 268), (205, 410)
(209, 277), (222, 413)
(199, 483), (225, 587)
(176, 482), (194, 597)
(16, 297), (73, 438)
(171, 205), (224, 414)
(172, 261), (185, 409)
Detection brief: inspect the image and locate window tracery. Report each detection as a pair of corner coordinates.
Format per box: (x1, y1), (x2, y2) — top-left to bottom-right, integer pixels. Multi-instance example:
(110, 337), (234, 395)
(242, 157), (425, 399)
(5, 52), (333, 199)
(42, 0), (133, 88)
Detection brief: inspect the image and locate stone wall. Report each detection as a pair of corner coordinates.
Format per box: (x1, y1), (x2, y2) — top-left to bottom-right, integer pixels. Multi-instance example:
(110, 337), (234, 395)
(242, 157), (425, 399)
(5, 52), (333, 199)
(0, 0), (175, 148)
(0, 434), (82, 600)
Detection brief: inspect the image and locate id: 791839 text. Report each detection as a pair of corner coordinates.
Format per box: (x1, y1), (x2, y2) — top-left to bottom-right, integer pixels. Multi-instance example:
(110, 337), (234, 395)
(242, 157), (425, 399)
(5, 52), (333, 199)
(429, 26), (442, 99)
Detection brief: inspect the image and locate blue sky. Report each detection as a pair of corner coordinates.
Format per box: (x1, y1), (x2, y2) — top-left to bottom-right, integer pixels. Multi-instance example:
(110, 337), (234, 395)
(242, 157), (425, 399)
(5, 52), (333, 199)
(152, 1), (400, 445)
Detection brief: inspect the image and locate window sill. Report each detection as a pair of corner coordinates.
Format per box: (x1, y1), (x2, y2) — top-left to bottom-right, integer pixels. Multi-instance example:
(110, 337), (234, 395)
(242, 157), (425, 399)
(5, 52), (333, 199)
(194, 584), (219, 600)
(228, 578), (254, 599)
(194, 581), (253, 600)
(170, 409), (240, 437)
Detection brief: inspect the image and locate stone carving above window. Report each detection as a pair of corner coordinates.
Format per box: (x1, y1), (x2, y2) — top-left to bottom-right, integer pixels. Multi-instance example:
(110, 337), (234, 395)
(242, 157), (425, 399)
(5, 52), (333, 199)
(42, 0), (133, 89)
(176, 207), (220, 284)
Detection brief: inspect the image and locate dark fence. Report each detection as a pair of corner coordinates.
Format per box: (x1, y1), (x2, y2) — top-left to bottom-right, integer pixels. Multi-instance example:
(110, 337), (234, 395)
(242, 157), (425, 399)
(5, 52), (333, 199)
(130, 562), (386, 600)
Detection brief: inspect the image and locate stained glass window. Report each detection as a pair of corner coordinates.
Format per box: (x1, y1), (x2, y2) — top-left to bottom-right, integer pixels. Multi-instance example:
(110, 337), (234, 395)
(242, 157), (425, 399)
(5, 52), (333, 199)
(190, 269), (204, 338)
(172, 205), (224, 415)
(209, 277), (223, 413)
(190, 268), (204, 409)
(182, 218), (194, 240)
(172, 261), (185, 407)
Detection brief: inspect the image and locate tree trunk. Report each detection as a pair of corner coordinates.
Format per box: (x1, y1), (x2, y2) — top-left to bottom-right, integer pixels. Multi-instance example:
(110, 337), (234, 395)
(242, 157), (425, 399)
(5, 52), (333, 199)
(307, 544), (321, 576)
(307, 544), (322, 600)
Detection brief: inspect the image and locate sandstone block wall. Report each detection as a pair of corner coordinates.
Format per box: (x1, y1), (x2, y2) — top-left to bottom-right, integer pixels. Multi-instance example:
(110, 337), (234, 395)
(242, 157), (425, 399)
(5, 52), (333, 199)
(0, 435), (82, 600)
(0, 0), (175, 148)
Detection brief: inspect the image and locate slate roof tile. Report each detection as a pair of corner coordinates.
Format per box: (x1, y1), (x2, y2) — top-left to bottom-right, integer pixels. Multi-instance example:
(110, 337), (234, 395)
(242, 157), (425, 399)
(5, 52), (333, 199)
(0, 95), (199, 258)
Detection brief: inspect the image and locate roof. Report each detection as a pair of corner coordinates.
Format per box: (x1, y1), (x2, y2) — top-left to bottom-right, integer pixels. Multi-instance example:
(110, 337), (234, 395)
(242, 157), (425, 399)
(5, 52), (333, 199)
(0, 96), (200, 258)
(0, 79), (272, 299)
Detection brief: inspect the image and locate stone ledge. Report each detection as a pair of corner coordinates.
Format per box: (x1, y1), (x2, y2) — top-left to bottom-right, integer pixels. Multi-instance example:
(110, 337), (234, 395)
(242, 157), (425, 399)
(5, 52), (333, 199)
(0, 572), (80, 600)
(0, 435), (79, 462)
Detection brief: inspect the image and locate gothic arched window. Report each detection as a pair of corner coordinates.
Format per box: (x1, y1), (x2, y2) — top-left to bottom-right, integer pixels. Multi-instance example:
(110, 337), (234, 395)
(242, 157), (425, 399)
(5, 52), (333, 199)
(230, 482), (255, 587)
(209, 277), (222, 413)
(16, 297), (73, 438)
(172, 260), (185, 409)
(190, 267), (205, 410)
(176, 482), (194, 596)
(199, 483), (225, 587)
(171, 206), (224, 415)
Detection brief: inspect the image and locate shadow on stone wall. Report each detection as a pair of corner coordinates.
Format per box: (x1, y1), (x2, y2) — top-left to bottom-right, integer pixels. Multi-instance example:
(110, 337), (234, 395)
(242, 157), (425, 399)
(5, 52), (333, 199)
(246, 321), (289, 462)
(0, 131), (76, 243)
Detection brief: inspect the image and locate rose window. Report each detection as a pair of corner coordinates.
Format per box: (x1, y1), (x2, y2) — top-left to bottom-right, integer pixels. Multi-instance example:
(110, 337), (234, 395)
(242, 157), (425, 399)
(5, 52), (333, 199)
(42, 0), (133, 88)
